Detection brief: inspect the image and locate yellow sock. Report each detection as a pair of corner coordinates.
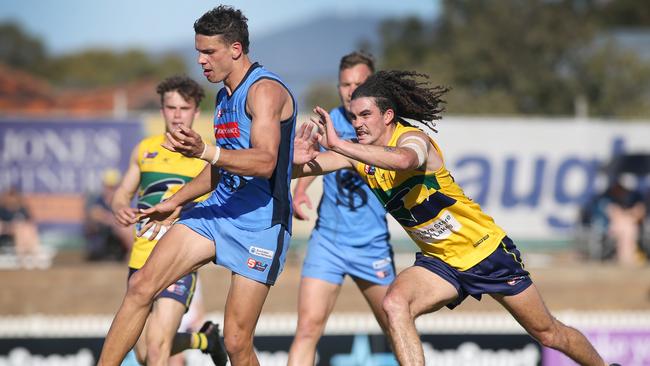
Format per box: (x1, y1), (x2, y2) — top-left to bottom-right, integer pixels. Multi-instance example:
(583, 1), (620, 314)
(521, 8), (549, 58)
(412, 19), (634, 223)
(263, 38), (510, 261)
(190, 333), (208, 350)
(191, 333), (200, 349)
(200, 333), (209, 350)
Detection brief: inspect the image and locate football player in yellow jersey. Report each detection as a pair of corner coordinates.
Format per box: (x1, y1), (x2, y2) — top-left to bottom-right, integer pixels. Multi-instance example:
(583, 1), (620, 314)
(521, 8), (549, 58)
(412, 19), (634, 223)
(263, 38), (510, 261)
(111, 75), (226, 366)
(293, 71), (611, 366)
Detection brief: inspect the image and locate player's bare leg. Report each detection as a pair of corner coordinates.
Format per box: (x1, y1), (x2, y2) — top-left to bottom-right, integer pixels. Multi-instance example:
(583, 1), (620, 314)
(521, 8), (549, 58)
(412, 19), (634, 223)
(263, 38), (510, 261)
(288, 278), (341, 365)
(133, 317), (149, 364)
(382, 266), (458, 366)
(143, 297), (185, 365)
(492, 284), (606, 366)
(355, 278), (391, 336)
(222, 273), (271, 366)
(98, 225), (214, 365)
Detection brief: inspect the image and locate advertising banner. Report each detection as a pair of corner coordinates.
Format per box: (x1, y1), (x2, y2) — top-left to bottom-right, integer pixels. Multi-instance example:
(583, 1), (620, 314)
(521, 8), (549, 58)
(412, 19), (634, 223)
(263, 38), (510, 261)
(0, 333), (541, 366)
(544, 329), (650, 366)
(0, 119), (142, 194)
(394, 118), (650, 241)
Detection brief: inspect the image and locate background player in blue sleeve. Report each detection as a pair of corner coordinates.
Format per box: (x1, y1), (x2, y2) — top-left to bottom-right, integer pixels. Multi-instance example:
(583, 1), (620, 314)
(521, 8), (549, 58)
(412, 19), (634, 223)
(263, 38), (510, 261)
(99, 6), (296, 366)
(288, 52), (396, 365)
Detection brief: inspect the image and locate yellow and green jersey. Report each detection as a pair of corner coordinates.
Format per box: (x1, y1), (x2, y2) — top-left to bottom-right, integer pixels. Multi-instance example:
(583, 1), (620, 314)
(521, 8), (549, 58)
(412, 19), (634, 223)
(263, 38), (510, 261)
(129, 135), (207, 269)
(355, 123), (506, 270)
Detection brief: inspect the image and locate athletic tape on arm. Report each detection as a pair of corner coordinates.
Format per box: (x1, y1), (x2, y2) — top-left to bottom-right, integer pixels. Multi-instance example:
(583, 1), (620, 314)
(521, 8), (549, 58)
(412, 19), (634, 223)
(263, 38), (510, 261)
(400, 135), (428, 167)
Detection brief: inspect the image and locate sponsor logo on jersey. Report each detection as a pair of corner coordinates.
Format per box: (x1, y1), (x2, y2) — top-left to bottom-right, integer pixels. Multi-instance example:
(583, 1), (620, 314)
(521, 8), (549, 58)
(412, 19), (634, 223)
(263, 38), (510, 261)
(246, 258), (268, 272)
(249, 246), (274, 259)
(474, 234), (490, 247)
(220, 171), (247, 192)
(143, 151), (158, 159)
(364, 165), (376, 175)
(138, 178), (186, 209)
(408, 210), (462, 242)
(215, 122), (241, 139)
(216, 107), (236, 119)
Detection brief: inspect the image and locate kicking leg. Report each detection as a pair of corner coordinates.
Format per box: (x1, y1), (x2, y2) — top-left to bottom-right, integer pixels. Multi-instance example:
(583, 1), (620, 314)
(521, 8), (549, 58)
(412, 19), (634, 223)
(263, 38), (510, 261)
(382, 266), (458, 366)
(98, 225), (214, 365)
(288, 277), (341, 366)
(492, 284), (606, 366)
(222, 273), (271, 366)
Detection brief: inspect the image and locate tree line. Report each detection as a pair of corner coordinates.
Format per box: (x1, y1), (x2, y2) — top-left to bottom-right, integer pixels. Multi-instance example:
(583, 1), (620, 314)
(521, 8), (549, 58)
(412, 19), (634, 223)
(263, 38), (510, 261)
(377, 0), (650, 117)
(2, 0), (650, 117)
(0, 22), (186, 89)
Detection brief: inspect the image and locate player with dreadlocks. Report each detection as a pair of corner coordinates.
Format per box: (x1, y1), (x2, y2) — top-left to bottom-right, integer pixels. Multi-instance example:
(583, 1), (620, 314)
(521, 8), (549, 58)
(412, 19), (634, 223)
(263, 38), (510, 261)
(293, 70), (611, 365)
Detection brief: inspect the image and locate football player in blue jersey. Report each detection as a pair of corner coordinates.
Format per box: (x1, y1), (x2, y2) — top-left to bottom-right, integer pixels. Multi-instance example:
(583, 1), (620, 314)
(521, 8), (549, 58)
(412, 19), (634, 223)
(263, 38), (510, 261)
(99, 6), (296, 366)
(288, 52), (396, 365)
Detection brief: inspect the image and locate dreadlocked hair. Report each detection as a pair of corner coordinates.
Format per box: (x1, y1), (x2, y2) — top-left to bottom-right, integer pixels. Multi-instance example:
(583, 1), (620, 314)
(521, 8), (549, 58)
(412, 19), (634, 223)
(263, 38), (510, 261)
(351, 70), (449, 133)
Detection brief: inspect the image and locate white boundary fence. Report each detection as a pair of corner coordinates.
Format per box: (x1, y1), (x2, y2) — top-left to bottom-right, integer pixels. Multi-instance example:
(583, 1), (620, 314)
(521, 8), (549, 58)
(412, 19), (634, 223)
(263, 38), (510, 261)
(2, 311), (650, 337)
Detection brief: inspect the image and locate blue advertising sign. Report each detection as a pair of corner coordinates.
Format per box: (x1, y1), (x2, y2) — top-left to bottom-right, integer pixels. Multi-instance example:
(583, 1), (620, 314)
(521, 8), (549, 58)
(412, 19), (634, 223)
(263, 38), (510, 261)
(0, 119), (142, 194)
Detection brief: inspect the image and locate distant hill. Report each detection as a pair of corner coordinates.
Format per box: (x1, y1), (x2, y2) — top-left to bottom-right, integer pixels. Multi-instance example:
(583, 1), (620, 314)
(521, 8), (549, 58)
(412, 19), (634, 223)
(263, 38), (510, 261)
(175, 14), (385, 107)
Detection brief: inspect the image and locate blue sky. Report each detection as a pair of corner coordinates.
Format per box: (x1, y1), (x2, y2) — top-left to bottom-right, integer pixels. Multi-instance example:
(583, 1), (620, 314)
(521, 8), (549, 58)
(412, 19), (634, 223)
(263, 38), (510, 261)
(1, 0), (439, 54)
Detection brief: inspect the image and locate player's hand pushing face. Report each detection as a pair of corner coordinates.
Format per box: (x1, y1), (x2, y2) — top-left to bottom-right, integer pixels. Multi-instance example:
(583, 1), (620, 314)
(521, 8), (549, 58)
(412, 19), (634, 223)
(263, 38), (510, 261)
(293, 123), (320, 165)
(162, 125), (205, 158)
(313, 106), (341, 150)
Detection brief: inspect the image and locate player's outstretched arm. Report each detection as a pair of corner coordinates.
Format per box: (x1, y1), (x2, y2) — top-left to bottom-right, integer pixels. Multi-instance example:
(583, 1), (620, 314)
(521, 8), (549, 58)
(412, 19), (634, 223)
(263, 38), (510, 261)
(292, 122), (354, 178)
(313, 106), (440, 172)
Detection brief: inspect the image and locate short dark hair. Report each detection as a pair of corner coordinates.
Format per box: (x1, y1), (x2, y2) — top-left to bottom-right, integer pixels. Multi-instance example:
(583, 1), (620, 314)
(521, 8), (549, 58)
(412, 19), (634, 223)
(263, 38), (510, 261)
(194, 5), (250, 54)
(156, 75), (205, 107)
(339, 51), (375, 73)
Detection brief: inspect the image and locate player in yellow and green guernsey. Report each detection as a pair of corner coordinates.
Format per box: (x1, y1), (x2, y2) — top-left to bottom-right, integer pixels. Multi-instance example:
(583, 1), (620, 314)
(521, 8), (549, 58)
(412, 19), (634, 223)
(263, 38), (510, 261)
(293, 71), (612, 366)
(111, 75), (226, 366)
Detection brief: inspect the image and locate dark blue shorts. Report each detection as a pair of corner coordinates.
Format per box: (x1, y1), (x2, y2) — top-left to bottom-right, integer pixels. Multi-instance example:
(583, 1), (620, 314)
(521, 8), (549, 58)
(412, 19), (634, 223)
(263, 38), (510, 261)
(414, 236), (532, 309)
(128, 268), (197, 311)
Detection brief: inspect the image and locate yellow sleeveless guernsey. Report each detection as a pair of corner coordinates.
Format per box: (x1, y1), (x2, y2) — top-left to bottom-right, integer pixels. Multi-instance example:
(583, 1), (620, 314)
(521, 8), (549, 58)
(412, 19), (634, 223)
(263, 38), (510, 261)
(355, 123), (506, 271)
(128, 135), (207, 269)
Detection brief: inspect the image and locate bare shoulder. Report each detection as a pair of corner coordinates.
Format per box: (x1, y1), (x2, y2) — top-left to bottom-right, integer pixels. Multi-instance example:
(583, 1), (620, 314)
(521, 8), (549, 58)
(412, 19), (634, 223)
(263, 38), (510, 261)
(247, 78), (293, 118)
(248, 78), (290, 102)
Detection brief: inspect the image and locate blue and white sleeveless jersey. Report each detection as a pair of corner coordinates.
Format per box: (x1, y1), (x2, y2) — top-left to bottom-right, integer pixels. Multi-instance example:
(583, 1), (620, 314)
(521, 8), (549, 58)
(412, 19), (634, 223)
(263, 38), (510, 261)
(315, 106), (389, 246)
(207, 63), (296, 232)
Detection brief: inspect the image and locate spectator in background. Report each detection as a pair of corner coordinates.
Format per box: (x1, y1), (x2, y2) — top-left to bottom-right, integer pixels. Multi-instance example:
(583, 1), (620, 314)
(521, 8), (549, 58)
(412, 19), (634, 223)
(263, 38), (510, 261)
(605, 174), (647, 266)
(0, 186), (43, 266)
(84, 169), (132, 261)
